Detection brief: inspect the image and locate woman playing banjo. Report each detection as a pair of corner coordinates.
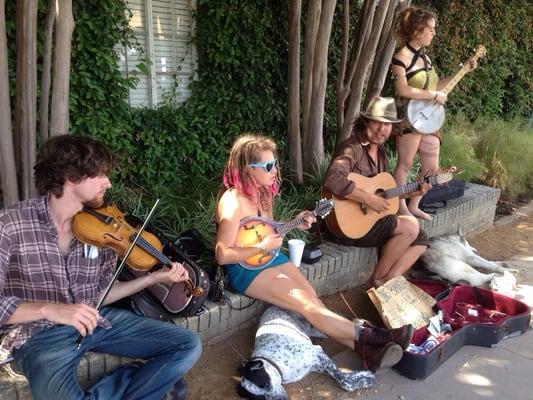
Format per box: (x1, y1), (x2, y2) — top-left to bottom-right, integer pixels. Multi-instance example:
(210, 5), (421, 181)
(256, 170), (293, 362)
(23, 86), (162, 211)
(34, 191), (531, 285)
(391, 6), (477, 220)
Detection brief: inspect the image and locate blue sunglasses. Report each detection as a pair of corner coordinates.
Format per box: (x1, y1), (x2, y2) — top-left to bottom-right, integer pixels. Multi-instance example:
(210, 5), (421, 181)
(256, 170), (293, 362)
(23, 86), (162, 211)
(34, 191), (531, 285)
(248, 158), (277, 173)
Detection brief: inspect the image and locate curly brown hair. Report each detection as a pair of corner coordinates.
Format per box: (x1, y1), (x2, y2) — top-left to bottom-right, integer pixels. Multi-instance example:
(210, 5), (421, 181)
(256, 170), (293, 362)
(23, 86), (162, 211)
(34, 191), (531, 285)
(34, 135), (117, 197)
(395, 6), (437, 46)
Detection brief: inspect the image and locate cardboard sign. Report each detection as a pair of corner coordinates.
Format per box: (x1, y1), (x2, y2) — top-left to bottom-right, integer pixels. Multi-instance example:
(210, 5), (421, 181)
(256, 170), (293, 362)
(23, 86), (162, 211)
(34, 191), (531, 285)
(367, 276), (436, 329)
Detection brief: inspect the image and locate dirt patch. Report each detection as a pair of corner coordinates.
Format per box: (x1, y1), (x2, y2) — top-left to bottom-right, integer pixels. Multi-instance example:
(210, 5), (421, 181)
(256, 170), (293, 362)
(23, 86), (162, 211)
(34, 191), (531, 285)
(187, 208), (533, 400)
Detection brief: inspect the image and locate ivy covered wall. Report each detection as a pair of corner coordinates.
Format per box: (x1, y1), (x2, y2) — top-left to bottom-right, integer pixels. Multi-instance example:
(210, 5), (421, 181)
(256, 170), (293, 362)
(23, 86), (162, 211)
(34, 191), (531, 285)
(6, 0), (531, 191)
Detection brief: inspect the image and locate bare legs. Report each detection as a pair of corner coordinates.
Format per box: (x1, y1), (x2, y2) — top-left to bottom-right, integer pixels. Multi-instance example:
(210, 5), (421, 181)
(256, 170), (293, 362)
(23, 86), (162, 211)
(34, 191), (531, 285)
(414, 135), (440, 215)
(245, 263), (356, 349)
(370, 216), (427, 287)
(394, 134), (422, 217)
(394, 133), (439, 221)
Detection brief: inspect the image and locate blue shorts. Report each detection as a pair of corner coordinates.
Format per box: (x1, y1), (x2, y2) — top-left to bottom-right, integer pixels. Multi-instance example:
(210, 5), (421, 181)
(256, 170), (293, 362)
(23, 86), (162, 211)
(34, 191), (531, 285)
(223, 251), (290, 294)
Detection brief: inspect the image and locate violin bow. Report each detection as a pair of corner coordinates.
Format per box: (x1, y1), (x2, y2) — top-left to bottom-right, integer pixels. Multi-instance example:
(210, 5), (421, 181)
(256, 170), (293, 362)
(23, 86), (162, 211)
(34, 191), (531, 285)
(76, 198), (161, 349)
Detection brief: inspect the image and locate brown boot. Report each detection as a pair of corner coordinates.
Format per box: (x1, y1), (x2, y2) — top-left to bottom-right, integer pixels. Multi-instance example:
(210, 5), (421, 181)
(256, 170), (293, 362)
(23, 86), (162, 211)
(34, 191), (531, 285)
(358, 321), (414, 350)
(354, 341), (404, 372)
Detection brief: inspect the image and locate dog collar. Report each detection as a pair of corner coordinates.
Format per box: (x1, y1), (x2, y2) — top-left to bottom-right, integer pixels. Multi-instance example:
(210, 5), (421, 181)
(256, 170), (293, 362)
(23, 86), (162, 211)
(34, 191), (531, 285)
(252, 356), (283, 378)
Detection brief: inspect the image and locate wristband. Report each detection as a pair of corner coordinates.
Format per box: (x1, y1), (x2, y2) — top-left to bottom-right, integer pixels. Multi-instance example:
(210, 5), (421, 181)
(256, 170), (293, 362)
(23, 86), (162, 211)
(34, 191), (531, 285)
(433, 93), (438, 100)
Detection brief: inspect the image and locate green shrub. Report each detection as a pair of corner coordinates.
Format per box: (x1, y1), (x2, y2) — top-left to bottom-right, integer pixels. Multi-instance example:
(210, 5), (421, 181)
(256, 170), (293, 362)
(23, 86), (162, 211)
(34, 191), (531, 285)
(474, 119), (533, 199)
(440, 115), (485, 182)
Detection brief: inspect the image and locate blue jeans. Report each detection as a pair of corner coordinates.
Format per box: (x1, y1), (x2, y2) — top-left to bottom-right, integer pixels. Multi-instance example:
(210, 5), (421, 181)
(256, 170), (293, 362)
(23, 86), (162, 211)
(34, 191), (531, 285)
(12, 307), (202, 400)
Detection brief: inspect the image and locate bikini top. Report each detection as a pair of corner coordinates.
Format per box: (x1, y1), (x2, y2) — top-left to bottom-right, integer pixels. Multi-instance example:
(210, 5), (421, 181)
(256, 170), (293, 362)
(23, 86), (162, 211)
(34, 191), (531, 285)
(392, 43), (439, 91)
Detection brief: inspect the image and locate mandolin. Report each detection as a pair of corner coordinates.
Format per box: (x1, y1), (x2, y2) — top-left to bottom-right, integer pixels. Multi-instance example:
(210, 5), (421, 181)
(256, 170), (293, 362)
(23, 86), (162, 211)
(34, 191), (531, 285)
(235, 199), (333, 270)
(406, 45), (486, 134)
(322, 171), (453, 239)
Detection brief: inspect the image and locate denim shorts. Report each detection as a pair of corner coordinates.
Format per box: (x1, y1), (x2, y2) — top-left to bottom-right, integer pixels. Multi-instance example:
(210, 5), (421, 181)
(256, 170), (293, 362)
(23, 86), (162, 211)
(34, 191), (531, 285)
(223, 251), (290, 294)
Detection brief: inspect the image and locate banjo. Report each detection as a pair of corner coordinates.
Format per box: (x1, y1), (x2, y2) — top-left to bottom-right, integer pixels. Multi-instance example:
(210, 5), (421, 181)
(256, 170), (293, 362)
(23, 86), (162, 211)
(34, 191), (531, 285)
(406, 45), (486, 134)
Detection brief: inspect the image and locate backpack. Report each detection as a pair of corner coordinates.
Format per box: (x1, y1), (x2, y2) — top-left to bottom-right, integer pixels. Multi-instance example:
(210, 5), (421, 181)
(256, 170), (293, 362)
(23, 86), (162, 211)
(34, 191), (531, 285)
(419, 179), (466, 213)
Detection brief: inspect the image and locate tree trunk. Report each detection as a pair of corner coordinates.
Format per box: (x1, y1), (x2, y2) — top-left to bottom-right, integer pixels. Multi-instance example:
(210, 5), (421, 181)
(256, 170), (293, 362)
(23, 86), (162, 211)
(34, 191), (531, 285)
(50, 0), (74, 137)
(15, 0), (38, 200)
(0, 0), (19, 205)
(305, 0), (336, 173)
(301, 0), (321, 171)
(39, 0), (56, 143)
(287, 0), (303, 184)
(336, 0), (376, 147)
(338, 0), (392, 145)
(365, 0), (411, 106)
(335, 0), (350, 135)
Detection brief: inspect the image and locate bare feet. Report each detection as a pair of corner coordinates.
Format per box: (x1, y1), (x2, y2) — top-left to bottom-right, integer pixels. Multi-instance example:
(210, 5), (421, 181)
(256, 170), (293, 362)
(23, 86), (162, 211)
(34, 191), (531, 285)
(408, 207), (433, 221)
(398, 207), (413, 217)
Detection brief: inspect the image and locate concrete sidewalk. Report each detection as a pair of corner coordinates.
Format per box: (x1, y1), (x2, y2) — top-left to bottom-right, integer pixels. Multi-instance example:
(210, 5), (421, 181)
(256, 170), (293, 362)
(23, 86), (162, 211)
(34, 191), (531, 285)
(357, 330), (532, 400)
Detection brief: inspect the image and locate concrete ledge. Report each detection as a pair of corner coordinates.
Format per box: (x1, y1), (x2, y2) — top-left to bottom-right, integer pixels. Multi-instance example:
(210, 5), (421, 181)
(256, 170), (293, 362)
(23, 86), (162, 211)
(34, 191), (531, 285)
(0, 183), (500, 399)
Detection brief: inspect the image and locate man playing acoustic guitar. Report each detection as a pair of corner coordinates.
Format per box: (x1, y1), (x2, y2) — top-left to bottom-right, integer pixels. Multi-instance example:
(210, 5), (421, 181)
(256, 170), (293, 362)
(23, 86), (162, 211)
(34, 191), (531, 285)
(0, 135), (201, 400)
(323, 96), (430, 288)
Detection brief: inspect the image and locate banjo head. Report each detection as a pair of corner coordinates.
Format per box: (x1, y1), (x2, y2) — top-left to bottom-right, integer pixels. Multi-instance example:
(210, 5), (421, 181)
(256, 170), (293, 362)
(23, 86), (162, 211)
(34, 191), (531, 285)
(406, 100), (445, 134)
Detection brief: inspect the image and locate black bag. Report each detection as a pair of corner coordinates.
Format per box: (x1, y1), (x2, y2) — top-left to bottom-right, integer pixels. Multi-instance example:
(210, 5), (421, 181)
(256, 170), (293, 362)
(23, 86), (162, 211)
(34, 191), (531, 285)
(121, 227), (211, 321)
(419, 180), (466, 213)
(175, 228), (231, 303)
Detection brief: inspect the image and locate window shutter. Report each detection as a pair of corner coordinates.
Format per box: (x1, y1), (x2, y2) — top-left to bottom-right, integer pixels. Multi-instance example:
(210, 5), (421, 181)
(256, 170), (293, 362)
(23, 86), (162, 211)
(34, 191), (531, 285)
(118, 0), (196, 107)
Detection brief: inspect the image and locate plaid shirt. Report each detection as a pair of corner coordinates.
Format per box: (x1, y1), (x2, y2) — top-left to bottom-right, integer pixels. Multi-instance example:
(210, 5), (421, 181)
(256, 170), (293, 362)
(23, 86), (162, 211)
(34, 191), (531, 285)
(0, 195), (117, 361)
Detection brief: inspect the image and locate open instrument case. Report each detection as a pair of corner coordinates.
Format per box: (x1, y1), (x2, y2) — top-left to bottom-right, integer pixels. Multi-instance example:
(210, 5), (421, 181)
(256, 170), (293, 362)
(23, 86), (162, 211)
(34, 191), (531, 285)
(394, 280), (531, 380)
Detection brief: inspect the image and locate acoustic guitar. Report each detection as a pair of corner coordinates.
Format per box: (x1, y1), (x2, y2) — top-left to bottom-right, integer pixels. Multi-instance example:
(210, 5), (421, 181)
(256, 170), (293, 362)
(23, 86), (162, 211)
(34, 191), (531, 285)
(235, 199), (333, 270)
(406, 45), (486, 134)
(322, 171), (453, 239)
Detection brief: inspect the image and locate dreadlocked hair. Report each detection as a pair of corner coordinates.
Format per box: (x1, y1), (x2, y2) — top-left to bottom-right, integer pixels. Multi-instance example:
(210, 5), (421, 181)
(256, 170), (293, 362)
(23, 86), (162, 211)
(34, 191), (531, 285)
(395, 6), (437, 47)
(222, 133), (280, 212)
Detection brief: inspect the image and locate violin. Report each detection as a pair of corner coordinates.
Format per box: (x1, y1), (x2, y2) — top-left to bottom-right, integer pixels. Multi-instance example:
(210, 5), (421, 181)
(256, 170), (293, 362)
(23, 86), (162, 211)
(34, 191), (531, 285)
(72, 204), (203, 297)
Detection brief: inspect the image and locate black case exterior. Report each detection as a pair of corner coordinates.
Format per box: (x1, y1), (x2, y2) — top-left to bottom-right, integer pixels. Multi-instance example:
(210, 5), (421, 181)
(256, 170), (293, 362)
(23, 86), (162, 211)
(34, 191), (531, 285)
(419, 179), (466, 210)
(394, 286), (531, 380)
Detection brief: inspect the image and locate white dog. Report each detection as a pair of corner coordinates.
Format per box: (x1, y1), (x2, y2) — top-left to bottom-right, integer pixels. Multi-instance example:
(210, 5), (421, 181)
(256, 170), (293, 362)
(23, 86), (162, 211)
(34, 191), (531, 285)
(420, 232), (517, 289)
(238, 305), (374, 400)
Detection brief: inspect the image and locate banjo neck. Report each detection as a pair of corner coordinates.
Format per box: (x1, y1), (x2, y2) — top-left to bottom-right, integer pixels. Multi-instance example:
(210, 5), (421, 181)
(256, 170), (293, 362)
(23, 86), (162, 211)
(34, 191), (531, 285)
(442, 45), (486, 94)
(442, 63), (473, 94)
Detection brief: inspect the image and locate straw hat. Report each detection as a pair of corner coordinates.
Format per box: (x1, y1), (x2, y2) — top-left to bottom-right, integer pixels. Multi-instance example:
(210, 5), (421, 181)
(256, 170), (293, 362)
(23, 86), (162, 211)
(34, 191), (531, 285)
(360, 96), (403, 123)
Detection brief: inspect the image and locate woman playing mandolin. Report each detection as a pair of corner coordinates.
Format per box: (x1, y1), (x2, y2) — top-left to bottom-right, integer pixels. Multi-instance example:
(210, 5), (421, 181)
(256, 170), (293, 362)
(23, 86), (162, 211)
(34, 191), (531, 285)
(391, 6), (477, 220)
(216, 134), (414, 372)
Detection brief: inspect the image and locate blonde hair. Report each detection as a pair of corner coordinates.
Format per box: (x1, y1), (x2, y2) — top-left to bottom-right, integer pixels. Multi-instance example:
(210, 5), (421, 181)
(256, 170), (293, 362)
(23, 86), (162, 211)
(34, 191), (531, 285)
(221, 133), (280, 212)
(395, 6), (437, 47)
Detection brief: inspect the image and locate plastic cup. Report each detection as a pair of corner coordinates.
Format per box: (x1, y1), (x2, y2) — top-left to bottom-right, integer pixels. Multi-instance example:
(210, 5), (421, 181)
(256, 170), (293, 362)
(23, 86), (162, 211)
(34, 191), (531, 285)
(288, 239), (305, 267)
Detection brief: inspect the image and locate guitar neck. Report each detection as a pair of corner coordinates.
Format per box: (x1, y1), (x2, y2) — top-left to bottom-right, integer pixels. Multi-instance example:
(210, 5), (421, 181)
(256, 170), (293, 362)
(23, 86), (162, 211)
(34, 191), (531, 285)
(384, 176), (439, 199)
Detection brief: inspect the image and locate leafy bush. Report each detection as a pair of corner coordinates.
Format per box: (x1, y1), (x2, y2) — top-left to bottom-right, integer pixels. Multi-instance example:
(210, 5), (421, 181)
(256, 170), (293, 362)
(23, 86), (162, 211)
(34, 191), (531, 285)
(474, 119), (533, 199)
(440, 115), (485, 182)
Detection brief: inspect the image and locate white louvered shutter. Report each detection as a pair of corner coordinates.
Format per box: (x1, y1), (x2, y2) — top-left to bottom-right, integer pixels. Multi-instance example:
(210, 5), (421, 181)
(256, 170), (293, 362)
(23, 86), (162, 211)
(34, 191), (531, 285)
(118, 0), (197, 107)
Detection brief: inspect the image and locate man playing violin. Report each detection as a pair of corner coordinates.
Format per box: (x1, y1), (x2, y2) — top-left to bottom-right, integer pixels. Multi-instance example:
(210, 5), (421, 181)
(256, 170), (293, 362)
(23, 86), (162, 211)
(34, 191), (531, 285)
(0, 135), (201, 400)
